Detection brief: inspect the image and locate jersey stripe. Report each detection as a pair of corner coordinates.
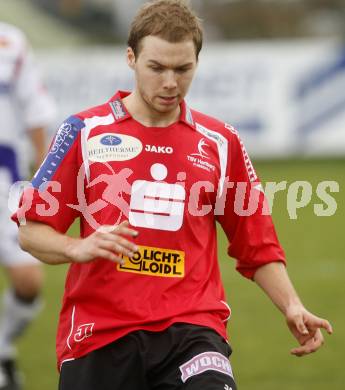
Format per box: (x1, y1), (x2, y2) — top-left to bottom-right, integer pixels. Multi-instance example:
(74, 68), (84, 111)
(225, 123), (258, 183)
(195, 123), (228, 197)
(32, 116), (84, 189)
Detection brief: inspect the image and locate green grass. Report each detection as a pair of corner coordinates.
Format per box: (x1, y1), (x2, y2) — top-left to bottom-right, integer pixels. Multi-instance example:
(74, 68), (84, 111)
(1, 159), (344, 389)
(218, 159), (345, 390)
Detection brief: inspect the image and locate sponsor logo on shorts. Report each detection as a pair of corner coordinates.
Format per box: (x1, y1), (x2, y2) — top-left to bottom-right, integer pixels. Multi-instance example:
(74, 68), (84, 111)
(87, 133), (142, 162)
(118, 245), (185, 278)
(179, 352), (234, 383)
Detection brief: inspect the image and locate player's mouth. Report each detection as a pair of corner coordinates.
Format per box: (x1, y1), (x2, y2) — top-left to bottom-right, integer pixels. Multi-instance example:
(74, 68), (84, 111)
(158, 96), (178, 105)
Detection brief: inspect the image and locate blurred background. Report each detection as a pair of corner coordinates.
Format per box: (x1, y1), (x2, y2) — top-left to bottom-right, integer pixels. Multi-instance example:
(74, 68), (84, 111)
(0, 1), (344, 389)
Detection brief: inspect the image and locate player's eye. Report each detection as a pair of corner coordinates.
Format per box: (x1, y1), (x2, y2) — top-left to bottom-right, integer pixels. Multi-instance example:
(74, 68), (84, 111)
(175, 67), (191, 74)
(150, 66), (164, 73)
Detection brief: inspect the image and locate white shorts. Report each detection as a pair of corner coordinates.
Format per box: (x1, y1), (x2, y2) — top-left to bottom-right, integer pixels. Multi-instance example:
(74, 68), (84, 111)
(0, 170), (39, 267)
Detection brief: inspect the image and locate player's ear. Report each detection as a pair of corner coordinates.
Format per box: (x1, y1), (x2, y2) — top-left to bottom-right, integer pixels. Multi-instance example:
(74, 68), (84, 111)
(127, 47), (136, 69)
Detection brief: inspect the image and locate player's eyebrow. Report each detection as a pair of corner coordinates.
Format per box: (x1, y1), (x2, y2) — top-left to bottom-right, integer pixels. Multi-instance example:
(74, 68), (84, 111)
(147, 60), (194, 69)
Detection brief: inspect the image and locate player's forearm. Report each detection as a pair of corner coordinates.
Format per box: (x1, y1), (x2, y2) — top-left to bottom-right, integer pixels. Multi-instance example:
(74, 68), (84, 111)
(18, 221), (78, 265)
(253, 262), (304, 315)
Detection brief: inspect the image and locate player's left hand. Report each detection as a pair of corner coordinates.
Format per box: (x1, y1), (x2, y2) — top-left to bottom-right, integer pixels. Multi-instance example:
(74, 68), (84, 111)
(285, 304), (333, 357)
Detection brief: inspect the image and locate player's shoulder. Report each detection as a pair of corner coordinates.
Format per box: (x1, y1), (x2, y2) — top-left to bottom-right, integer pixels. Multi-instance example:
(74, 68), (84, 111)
(54, 100), (113, 138)
(190, 107), (240, 142)
(71, 99), (113, 123)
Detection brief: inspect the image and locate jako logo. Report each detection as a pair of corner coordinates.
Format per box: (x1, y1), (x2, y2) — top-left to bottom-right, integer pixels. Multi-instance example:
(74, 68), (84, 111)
(100, 135), (122, 146)
(145, 144), (173, 154)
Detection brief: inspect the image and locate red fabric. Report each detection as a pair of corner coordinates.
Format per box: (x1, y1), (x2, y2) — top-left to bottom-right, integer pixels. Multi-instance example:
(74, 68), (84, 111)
(12, 91), (285, 370)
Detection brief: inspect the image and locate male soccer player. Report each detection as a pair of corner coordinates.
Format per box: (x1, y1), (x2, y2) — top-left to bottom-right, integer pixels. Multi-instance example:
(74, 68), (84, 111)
(13, 1), (332, 390)
(0, 22), (55, 390)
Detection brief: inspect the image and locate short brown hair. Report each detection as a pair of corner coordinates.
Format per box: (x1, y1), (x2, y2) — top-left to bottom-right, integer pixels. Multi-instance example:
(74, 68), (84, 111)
(128, 0), (203, 59)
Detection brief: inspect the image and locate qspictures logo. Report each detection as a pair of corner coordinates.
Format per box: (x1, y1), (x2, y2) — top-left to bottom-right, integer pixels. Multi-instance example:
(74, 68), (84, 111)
(118, 245), (185, 278)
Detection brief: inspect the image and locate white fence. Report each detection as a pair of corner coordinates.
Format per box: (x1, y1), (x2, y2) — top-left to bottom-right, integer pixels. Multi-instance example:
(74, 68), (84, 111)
(38, 39), (345, 157)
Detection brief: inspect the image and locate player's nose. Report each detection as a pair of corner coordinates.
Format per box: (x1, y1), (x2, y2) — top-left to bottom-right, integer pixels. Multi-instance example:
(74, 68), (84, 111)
(162, 70), (178, 90)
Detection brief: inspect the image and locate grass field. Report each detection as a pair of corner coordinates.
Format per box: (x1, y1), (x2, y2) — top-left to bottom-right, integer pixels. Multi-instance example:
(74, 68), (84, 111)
(0, 158), (344, 390)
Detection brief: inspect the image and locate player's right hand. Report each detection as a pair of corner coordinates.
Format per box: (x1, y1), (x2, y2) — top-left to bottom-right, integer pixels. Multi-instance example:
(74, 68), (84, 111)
(285, 304), (333, 357)
(68, 221), (139, 265)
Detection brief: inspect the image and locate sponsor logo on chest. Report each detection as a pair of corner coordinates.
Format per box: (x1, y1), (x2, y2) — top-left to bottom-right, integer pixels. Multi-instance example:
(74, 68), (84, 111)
(187, 138), (216, 173)
(87, 133), (143, 162)
(118, 245), (185, 278)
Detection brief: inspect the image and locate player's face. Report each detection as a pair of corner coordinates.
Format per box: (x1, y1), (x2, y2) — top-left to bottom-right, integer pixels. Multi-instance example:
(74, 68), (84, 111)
(128, 35), (197, 114)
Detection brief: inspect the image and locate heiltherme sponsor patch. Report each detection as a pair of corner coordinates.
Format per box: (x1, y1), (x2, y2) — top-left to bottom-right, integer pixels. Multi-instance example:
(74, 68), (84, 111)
(118, 246), (185, 278)
(87, 133), (142, 162)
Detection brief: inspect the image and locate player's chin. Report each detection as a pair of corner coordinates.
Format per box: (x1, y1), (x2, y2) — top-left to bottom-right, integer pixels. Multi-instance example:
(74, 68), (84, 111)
(157, 105), (177, 114)
(155, 99), (180, 113)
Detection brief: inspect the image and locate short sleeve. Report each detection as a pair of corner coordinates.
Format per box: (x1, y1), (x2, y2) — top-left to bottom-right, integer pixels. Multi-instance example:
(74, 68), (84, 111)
(12, 116), (84, 233)
(216, 126), (286, 279)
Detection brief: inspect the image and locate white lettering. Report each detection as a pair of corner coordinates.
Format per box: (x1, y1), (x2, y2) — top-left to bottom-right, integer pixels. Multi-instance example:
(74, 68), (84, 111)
(234, 182), (260, 216)
(212, 356), (222, 368)
(287, 181), (313, 220)
(145, 144), (174, 154)
(188, 181), (214, 217)
(263, 181), (288, 215)
(186, 361), (200, 376)
(314, 181), (339, 217)
(36, 181), (61, 217)
(200, 356), (212, 367)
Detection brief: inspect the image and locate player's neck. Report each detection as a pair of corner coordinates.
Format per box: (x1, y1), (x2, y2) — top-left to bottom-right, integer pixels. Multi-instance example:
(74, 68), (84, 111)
(122, 91), (180, 128)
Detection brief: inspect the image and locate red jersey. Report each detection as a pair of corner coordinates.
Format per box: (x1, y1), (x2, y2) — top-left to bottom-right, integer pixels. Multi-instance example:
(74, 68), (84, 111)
(12, 91), (285, 369)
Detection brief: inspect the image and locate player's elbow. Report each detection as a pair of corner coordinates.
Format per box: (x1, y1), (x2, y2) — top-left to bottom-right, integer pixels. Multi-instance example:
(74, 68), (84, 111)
(18, 226), (29, 252)
(18, 223), (35, 253)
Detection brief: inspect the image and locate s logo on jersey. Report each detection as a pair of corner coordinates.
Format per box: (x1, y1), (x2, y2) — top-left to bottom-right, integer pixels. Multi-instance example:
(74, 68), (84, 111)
(129, 163), (186, 232)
